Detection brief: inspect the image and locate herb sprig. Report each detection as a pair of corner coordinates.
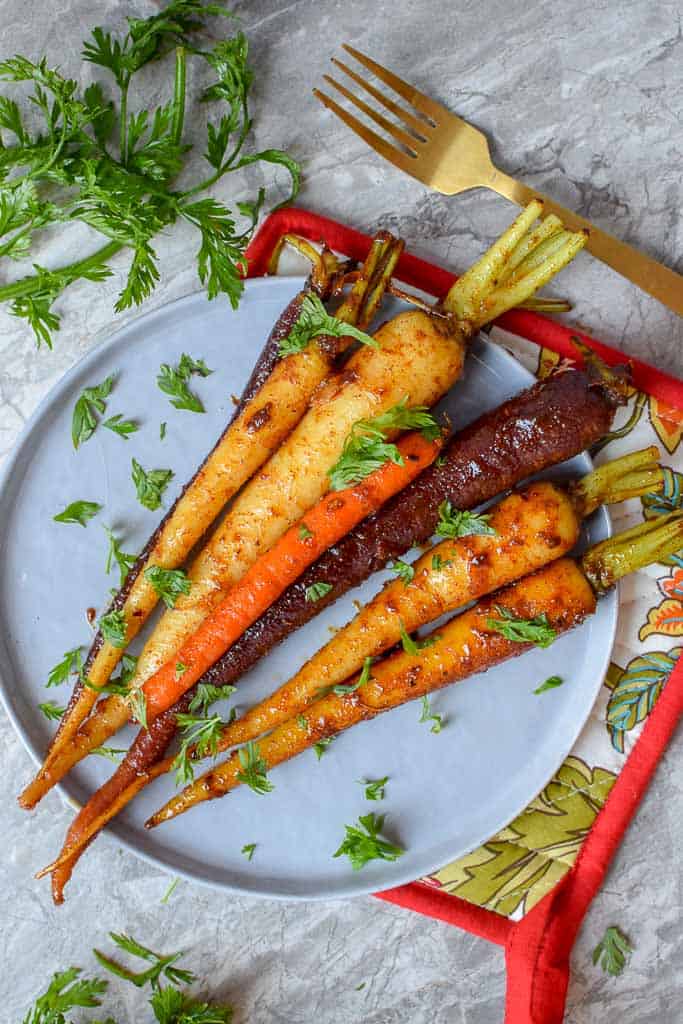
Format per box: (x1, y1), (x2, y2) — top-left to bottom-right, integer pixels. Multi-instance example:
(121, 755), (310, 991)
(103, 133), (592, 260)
(157, 353), (213, 414)
(145, 565), (192, 608)
(436, 501), (496, 539)
(236, 740), (273, 794)
(53, 500), (102, 527)
(277, 293), (378, 358)
(333, 812), (404, 871)
(0, 3), (299, 348)
(486, 605), (557, 648)
(592, 925), (633, 977)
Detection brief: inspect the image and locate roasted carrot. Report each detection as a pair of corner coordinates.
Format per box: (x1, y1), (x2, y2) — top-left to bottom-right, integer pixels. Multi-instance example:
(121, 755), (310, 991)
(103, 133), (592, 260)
(28, 201), (586, 812)
(139, 511), (683, 826)
(194, 448), (663, 752)
(20, 230), (404, 809)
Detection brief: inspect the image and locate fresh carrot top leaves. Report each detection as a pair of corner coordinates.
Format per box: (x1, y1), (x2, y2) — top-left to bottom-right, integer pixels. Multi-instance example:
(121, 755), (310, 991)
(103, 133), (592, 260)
(99, 609), (127, 648)
(277, 293), (379, 359)
(103, 413), (139, 439)
(313, 737), (334, 760)
(22, 967), (108, 1024)
(157, 353), (213, 414)
(241, 843), (257, 861)
(333, 657), (373, 696)
(592, 926), (633, 977)
(236, 741), (274, 795)
(46, 646), (83, 688)
(399, 621), (439, 656)
(38, 700), (66, 721)
(534, 675), (565, 695)
(144, 566), (192, 608)
(391, 559), (414, 584)
(436, 500), (496, 539)
(103, 526), (137, 587)
(298, 522), (313, 541)
(53, 500), (102, 527)
(172, 713), (223, 785)
(487, 605), (557, 648)
(360, 776), (389, 801)
(305, 581), (333, 603)
(419, 694), (443, 734)
(94, 931), (196, 989)
(327, 398), (439, 491)
(333, 813), (404, 871)
(188, 682), (235, 715)
(71, 375), (114, 448)
(131, 458), (173, 511)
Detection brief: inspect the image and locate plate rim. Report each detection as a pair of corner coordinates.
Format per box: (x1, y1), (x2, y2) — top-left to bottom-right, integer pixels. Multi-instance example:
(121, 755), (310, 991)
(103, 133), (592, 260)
(0, 277), (617, 900)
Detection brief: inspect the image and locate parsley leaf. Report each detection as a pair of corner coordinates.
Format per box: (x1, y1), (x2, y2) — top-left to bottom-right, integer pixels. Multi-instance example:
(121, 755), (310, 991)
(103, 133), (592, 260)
(157, 353), (213, 413)
(71, 375), (114, 448)
(487, 605), (557, 648)
(99, 609), (127, 648)
(188, 682), (236, 716)
(172, 712), (223, 785)
(103, 413), (139, 439)
(391, 559), (414, 584)
(92, 745), (126, 761)
(431, 553), (452, 571)
(47, 646), (82, 687)
(21, 967), (107, 1024)
(534, 675), (564, 695)
(333, 812), (404, 871)
(298, 522), (313, 541)
(360, 776), (388, 801)
(328, 398), (439, 492)
(236, 740), (274, 794)
(435, 501), (496, 539)
(278, 293), (379, 359)
(128, 687), (148, 730)
(53, 500), (102, 527)
(38, 700), (66, 721)
(131, 458), (173, 511)
(399, 621), (438, 656)
(241, 843), (256, 861)
(592, 925), (633, 977)
(313, 737), (334, 759)
(144, 565), (191, 608)
(104, 526), (137, 587)
(419, 694), (443, 734)
(332, 656), (373, 696)
(305, 581), (333, 603)
(94, 932), (195, 990)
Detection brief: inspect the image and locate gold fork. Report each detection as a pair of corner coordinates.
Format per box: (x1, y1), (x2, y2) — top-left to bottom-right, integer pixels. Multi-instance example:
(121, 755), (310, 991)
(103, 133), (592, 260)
(314, 45), (683, 317)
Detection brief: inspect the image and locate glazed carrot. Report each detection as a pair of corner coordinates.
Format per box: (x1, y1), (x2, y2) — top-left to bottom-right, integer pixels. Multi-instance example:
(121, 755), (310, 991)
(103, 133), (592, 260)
(142, 511), (683, 826)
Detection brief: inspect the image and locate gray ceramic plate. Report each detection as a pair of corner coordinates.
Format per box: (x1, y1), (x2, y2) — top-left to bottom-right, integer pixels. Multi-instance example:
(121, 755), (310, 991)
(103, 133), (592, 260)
(0, 276), (616, 899)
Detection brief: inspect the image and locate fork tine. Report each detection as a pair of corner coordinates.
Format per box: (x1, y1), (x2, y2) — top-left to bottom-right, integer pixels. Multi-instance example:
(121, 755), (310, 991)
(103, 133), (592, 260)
(342, 44), (445, 124)
(322, 74), (421, 154)
(313, 89), (423, 181)
(330, 58), (429, 138)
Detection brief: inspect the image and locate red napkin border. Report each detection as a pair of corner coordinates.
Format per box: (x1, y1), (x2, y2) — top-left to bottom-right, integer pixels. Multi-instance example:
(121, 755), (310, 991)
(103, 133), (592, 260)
(245, 208), (683, 1023)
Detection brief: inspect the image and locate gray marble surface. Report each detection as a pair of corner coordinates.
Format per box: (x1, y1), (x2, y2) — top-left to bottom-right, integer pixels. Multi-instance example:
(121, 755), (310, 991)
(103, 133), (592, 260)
(1, 0), (681, 1021)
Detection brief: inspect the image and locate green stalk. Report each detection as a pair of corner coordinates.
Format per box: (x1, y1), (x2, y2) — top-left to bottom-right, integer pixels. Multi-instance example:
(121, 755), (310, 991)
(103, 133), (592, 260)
(582, 511), (683, 594)
(0, 239), (123, 302)
(119, 77), (130, 165)
(171, 47), (187, 144)
(334, 234), (392, 325)
(569, 446), (663, 518)
(501, 214), (563, 280)
(358, 238), (405, 329)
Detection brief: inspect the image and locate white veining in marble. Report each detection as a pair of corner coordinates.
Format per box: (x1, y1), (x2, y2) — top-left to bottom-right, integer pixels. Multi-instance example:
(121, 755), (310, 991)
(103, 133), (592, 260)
(0, 1), (681, 1021)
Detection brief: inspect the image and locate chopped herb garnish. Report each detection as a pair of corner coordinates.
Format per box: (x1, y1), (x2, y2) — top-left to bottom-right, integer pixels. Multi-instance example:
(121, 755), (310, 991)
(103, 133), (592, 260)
(103, 526), (137, 587)
(278, 293), (379, 359)
(103, 413), (139, 439)
(419, 694), (443, 733)
(131, 458), (173, 511)
(534, 675), (565, 695)
(92, 746), (126, 761)
(431, 553), (452, 571)
(435, 453), (447, 467)
(71, 375), (114, 448)
(390, 558), (414, 584)
(356, 981), (366, 991)
(436, 500), (496, 539)
(333, 812), (404, 871)
(159, 421), (167, 440)
(84, 676), (131, 696)
(128, 688), (148, 730)
(47, 645), (82, 687)
(188, 682), (235, 715)
(333, 656), (373, 696)
(160, 877), (179, 905)
(296, 713), (309, 731)
(38, 700), (66, 721)
(298, 522), (313, 541)
(93, 931), (195, 990)
(236, 740), (274, 794)
(99, 609), (127, 648)
(172, 712), (223, 785)
(592, 926), (633, 977)
(360, 776), (389, 801)
(328, 398), (440, 492)
(241, 843), (256, 861)
(144, 565), (191, 608)
(53, 500), (102, 527)
(487, 605), (557, 648)
(305, 581), (333, 603)
(157, 353), (213, 413)
(399, 620), (438, 655)
(313, 737), (334, 759)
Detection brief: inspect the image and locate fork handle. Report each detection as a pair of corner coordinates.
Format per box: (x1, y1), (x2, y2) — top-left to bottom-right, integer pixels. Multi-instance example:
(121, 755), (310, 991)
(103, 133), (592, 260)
(489, 170), (683, 317)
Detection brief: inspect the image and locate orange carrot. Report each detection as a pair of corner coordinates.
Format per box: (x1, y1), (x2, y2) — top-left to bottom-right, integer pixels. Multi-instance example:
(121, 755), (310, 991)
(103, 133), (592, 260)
(139, 430), (442, 722)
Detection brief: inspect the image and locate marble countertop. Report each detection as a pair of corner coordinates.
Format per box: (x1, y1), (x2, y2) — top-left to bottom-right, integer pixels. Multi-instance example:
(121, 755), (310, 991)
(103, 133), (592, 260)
(1, 1), (681, 1021)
